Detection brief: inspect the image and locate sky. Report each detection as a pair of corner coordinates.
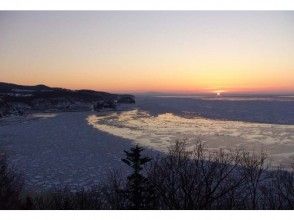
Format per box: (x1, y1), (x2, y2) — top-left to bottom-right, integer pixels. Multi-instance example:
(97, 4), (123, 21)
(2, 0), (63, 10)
(0, 11), (294, 94)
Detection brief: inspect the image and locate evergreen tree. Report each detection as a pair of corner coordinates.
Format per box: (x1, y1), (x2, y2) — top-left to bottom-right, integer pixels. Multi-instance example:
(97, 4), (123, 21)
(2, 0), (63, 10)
(122, 145), (153, 209)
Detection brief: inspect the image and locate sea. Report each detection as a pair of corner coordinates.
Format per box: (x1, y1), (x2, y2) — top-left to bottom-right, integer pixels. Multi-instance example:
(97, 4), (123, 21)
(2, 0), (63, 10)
(88, 94), (294, 168)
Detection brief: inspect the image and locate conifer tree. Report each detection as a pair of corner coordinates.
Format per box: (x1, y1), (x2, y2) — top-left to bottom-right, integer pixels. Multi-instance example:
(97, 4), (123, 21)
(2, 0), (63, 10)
(122, 145), (153, 209)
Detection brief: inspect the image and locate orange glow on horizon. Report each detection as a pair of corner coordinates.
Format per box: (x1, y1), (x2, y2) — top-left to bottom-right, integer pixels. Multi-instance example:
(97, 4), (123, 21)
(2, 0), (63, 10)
(1, 12), (294, 94)
(5, 76), (293, 95)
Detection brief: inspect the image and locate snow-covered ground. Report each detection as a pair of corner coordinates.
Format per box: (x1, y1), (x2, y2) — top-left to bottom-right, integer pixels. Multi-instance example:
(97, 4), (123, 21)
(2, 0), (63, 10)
(88, 110), (294, 168)
(0, 112), (146, 192)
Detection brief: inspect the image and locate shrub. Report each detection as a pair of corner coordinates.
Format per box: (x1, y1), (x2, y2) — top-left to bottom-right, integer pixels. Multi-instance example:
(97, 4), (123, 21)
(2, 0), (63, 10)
(0, 152), (23, 209)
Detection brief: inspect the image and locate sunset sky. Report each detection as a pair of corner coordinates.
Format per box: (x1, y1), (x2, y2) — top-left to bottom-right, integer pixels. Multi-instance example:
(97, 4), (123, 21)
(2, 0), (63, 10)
(0, 11), (294, 94)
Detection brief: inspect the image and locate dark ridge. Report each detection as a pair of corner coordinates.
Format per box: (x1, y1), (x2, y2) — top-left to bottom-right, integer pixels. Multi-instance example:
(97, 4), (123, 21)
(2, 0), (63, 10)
(0, 82), (135, 117)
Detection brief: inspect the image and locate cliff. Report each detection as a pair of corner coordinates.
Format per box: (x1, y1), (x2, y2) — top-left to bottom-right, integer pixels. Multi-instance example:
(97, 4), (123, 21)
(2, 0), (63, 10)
(0, 82), (135, 117)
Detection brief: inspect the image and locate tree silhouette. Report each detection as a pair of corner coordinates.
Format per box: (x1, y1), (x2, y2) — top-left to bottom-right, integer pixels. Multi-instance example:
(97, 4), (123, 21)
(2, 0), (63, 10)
(122, 145), (153, 209)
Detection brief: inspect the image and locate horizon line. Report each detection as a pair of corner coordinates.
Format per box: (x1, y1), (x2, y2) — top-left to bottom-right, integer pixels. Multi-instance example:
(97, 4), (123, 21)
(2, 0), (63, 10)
(1, 81), (294, 96)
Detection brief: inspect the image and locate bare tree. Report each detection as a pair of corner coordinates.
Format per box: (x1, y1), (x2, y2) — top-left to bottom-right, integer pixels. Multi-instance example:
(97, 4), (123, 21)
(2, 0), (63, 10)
(146, 140), (272, 209)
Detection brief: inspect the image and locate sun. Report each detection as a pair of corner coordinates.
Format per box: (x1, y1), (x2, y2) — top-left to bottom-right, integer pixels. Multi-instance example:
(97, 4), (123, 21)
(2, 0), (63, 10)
(214, 90), (225, 96)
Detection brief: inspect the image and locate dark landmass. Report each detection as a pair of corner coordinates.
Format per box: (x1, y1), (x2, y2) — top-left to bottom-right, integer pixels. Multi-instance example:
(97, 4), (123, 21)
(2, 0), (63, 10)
(0, 82), (135, 117)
